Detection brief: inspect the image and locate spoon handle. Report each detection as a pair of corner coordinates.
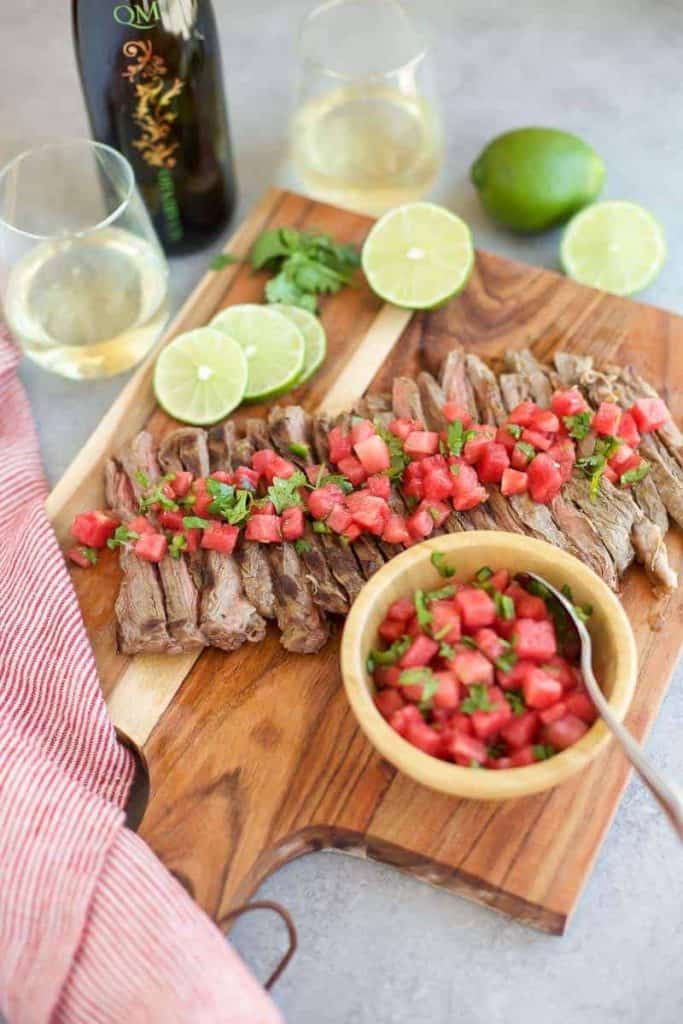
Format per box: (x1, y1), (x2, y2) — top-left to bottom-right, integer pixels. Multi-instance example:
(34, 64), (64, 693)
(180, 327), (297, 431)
(583, 665), (683, 840)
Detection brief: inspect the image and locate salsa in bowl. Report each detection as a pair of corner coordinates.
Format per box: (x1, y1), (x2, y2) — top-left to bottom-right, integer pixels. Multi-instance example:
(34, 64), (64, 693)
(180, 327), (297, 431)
(341, 532), (637, 800)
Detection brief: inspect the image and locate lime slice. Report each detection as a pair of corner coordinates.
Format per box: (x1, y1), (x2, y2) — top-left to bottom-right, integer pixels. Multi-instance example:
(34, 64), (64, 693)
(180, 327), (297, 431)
(361, 202), (474, 309)
(154, 328), (247, 425)
(273, 304), (327, 384)
(210, 304), (305, 401)
(560, 201), (666, 296)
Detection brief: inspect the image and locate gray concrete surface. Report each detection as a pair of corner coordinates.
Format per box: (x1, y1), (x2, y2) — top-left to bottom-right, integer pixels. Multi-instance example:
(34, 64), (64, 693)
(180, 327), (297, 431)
(1, 2), (681, 1022)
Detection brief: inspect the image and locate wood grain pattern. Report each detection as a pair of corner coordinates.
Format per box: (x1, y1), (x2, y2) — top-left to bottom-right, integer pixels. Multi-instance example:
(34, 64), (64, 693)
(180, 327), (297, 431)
(48, 189), (683, 934)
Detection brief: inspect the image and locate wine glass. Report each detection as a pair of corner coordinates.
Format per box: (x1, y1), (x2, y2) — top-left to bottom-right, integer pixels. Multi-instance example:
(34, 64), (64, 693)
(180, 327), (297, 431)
(290, 0), (444, 217)
(0, 139), (170, 380)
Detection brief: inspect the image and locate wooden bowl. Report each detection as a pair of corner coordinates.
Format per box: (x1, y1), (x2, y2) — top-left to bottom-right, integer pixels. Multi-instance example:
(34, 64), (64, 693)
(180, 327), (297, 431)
(341, 532), (638, 800)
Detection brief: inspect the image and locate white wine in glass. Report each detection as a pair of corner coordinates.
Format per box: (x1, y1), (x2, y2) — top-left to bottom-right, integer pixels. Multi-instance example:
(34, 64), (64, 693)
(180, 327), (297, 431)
(291, 0), (444, 216)
(0, 141), (169, 380)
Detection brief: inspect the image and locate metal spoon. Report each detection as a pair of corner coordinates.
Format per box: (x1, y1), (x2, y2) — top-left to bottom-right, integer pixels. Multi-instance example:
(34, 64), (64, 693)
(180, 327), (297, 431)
(518, 571), (683, 840)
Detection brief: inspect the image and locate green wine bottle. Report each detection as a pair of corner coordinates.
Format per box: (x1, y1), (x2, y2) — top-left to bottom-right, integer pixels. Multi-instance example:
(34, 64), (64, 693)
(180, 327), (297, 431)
(72, 0), (237, 253)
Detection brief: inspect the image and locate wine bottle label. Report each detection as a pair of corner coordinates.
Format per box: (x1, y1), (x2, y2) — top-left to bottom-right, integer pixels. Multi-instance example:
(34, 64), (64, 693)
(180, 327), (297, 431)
(120, 32), (185, 243)
(113, 2), (161, 30)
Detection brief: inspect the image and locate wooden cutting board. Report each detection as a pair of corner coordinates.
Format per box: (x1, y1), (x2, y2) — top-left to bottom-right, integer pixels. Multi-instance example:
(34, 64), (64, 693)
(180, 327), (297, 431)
(47, 188), (683, 935)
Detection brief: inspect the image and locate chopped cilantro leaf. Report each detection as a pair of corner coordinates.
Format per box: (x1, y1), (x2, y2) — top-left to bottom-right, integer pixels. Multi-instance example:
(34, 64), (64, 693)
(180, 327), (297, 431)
(533, 744), (556, 761)
(505, 423), (523, 439)
(494, 592), (515, 620)
(496, 650), (518, 674)
(266, 471), (307, 514)
(621, 462), (650, 487)
(505, 689), (525, 715)
(294, 538), (312, 555)
(515, 441), (536, 461)
(289, 441), (310, 460)
(461, 683), (493, 714)
(139, 473), (178, 513)
(82, 546), (99, 565)
(183, 516), (211, 530)
(460, 635), (478, 649)
(169, 534), (187, 559)
(134, 469), (150, 488)
(439, 642), (456, 659)
(475, 566), (493, 583)
(107, 525), (140, 550)
(414, 590), (433, 630)
(425, 584), (456, 603)
(563, 410), (592, 439)
(312, 520), (331, 534)
(366, 635), (411, 673)
(430, 551), (456, 578)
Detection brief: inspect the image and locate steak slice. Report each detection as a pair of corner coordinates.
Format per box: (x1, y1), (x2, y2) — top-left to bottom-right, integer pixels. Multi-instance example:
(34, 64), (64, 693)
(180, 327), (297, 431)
(123, 431), (205, 651)
(267, 406), (349, 614)
(116, 547), (177, 655)
(619, 364), (683, 469)
(243, 419), (329, 651)
(466, 354), (571, 549)
(498, 369), (618, 589)
(415, 372), (472, 533)
(579, 368), (673, 533)
(439, 348), (498, 531)
(310, 414), (365, 604)
(555, 354), (676, 590)
(105, 455), (176, 655)
(160, 426), (267, 649)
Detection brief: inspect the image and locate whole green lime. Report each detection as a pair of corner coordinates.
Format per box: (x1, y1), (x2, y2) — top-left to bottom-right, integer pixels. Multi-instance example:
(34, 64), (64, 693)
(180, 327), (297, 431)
(470, 128), (605, 234)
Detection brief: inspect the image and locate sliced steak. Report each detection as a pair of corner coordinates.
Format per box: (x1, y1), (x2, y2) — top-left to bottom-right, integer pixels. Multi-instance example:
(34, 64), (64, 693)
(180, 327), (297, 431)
(466, 354), (572, 549)
(116, 547), (177, 656)
(439, 348), (498, 531)
(504, 348), (553, 406)
(415, 372), (472, 533)
(158, 427), (210, 477)
(500, 360), (618, 589)
(580, 368), (673, 533)
(114, 431), (205, 652)
(556, 354), (676, 589)
(310, 413), (366, 604)
(619, 364), (683, 469)
(266, 406), (349, 614)
(243, 418), (330, 650)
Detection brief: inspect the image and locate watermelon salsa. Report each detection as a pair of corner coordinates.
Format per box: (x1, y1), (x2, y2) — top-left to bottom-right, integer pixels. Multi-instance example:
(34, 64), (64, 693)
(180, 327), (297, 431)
(369, 554), (598, 769)
(67, 388), (670, 569)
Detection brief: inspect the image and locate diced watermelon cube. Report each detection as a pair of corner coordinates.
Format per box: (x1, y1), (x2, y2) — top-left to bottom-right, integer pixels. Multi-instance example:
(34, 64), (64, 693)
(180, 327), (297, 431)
(511, 443), (534, 470)
(244, 514), (282, 544)
(547, 439), (576, 483)
(345, 491), (390, 535)
(630, 397), (669, 433)
(350, 418), (375, 446)
(501, 711), (539, 749)
(134, 532), (168, 563)
(159, 510), (184, 532)
(617, 411), (641, 447)
(281, 506), (305, 542)
(366, 474), (391, 499)
(327, 504), (353, 534)
(71, 510), (120, 549)
(608, 445), (640, 476)
(450, 461), (488, 511)
(406, 505), (435, 540)
(474, 627), (506, 662)
(374, 689), (405, 719)
(336, 455), (367, 486)
(378, 618), (406, 643)
(527, 453), (563, 503)
(463, 425), (496, 465)
(389, 704), (424, 737)
(129, 515), (155, 535)
(328, 426), (352, 464)
(565, 691), (598, 724)
(374, 665), (402, 688)
(476, 442), (510, 483)
(430, 600), (461, 643)
(201, 522), (240, 554)
(381, 514), (412, 545)
(170, 470), (193, 497)
(399, 634), (440, 668)
(404, 431), (440, 459)
(521, 428), (552, 452)
(442, 402), (472, 426)
(234, 466), (260, 491)
(515, 618), (557, 661)
(450, 732), (487, 767)
(507, 401), (538, 427)
(593, 401), (621, 436)
(523, 666), (564, 709)
(354, 434), (391, 474)
(452, 649), (495, 687)
(389, 417), (423, 441)
(551, 388), (588, 417)
(509, 746), (536, 767)
(496, 659), (537, 690)
(404, 720), (442, 756)
(471, 685), (512, 740)
(308, 483), (346, 519)
(433, 671), (461, 710)
(455, 587), (496, 630)
(501, 467), (528, 496)
(543, 713), (589, 750)
(538, 701), (568, 725)
(386, 596), (416, 622)
(422, 455), (455, 501)
(529, 408), (560, 434)
(251, 449), (296, 484)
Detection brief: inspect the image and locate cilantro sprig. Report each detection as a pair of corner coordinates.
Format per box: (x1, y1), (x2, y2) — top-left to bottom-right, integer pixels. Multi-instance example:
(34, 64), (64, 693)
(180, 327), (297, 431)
(563, 410), (592, 440)
(139, 473), (178, 513)
(107, 525), (140, 550)
(577, 435), (622, 500)
(250, 227), (360, 314)
(505, 690), (526, 715)
(461, 683), (493, 715)
(447, 419), (476, 457)
(206, 478), (253, 524)
(266, 471), (307, 514)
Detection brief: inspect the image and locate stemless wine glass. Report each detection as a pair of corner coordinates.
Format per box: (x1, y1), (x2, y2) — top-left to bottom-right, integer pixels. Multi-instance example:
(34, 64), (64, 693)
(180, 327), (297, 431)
(290, 0), (444, 216)
(0, 140), (170, 380)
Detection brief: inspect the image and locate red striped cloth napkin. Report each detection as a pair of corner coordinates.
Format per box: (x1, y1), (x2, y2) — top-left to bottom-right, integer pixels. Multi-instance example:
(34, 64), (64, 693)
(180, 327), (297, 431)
(0, 333), (283, 1024)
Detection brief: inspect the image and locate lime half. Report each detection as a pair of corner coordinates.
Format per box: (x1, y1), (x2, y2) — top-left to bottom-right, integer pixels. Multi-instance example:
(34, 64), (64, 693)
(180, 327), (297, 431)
(154, 328), (247, 425)
(362, 202), (474, 309)
(211, 304), (305, 401)
(274, 304), (327, 384)
(560, 201), (666, 296)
